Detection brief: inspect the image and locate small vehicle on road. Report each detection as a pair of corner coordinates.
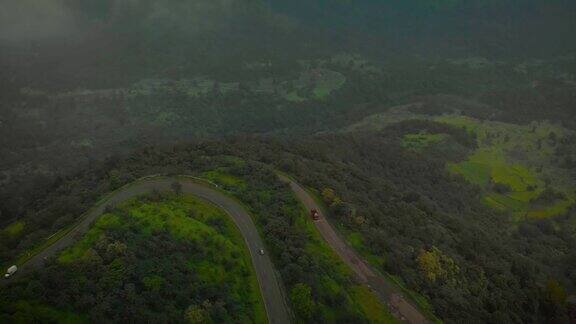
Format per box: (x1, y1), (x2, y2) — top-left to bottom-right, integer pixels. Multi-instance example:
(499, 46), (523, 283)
(4, 265), (17, 279)
(259, 249), (265, 255)
(310, 209), (320, 221)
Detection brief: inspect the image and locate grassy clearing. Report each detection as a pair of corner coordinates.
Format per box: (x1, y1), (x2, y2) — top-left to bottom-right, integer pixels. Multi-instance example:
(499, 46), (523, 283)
(346, 232), (385, 269)
(448, 161), (491, 186)
(278, 68), (346, 102)
(527, 198), (575, 219)
(282, 91), (307, 102)
(2, 221), (25, 238)
(435, 115), (575, 219)
(484, 192), (527, 212)
(351, 285), (398, 324)
(402, 133), (447, 151)
(57, 213), (119, 263)
(202, 169), (245, 188)
(312, 70), (346, 99)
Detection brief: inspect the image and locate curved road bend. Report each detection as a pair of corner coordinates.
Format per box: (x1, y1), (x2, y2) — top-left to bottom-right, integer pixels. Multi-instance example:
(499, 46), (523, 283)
(4, 178), (290, 324)
(279, 175), (428, 324)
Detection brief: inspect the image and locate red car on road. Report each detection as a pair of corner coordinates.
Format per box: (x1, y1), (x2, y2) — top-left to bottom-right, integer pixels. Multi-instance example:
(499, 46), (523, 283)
(310, 209), (320, 221)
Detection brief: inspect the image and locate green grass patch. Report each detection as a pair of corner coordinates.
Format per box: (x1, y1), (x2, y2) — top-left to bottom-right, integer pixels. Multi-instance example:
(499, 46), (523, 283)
(484, 192), (527, 212)
(278, 69), (346, 101)
(202, 169), (245, 188)
(434, 115), (481, 133)
(58, 213), (121, 263)
(527, 198), (574, 219)
(402, 133), (447, 151)
(437, 115), (574, 219)
(2, 221), (25, 238)
(351, 285), (398, 324)
(448, 161), (491, 186)
(492, 164), (538, 193)
(346, 232), (385, 269)
(312, 71), (346, 99)
(283, 91), (307, 102)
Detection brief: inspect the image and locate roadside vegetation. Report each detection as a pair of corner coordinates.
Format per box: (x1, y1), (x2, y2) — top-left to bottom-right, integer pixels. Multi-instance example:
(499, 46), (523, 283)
(309, 187), (440, 323)
(0, 193), (265, 323)
(1, 130), (575, 322)
(197, 162), (396, 322)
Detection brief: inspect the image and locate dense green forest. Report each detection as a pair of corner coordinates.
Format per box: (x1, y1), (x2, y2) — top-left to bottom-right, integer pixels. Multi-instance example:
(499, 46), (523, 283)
(1, 193), (265, 323)
(2, 52), (575, 224)
(0, 153), (395, 322)
(1, 126), (575, 322)
(1, 0), (576, 322)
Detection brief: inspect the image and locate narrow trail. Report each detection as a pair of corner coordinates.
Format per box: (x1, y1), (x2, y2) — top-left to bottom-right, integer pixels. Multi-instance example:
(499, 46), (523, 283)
(279, 175), (429, 324)
(2, 178), (290, 324)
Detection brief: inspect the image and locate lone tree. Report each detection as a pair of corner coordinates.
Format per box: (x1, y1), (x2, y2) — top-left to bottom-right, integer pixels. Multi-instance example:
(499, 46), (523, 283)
(171, 181), (183, 196)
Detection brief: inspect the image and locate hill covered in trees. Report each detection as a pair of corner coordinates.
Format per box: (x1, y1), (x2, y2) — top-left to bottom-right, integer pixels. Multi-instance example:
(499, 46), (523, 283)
(2, 128), (575, 322)
(1, 0), (576, 322)
(1, 193), (265, 323)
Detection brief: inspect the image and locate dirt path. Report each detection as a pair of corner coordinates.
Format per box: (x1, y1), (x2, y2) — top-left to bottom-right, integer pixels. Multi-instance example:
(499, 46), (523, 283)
(279, 175), (429, 324)
(3, 177), (290, 324)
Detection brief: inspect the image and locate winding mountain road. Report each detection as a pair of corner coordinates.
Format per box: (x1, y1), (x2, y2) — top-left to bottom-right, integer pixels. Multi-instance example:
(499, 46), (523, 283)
(3, 177), (290, 324)
(5, 174), (430, 324)
(279, 175), (428, 324)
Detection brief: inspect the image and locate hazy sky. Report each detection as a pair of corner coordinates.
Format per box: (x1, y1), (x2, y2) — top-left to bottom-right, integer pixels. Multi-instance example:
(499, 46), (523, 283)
(0, 0), (77, 41)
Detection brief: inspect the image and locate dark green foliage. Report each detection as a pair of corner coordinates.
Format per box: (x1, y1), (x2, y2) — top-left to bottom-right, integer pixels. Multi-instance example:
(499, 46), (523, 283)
(0, 151), (372, 322)
(0, 2), (575, 322)
(530, 188), (567, 206)
(492, 182), (513, 194)
(0, 194), (259, 323)
(3, 132), (575, 322)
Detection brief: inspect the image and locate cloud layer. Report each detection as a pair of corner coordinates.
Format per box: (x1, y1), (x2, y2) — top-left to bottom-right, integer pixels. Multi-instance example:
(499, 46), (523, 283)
(0, 0), (76, 41)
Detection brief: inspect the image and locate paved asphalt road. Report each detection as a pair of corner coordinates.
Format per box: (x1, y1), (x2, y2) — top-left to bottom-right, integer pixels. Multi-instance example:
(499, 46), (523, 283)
(3, 178), (290, 324)
(279, 175), (428, 324)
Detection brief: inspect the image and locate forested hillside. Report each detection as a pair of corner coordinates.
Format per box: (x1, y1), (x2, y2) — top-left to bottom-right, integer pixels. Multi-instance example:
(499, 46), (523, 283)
(1, 0), (575, 322)
(1, 193), (266, 323)
(2, 129), (575, 322)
